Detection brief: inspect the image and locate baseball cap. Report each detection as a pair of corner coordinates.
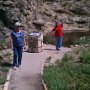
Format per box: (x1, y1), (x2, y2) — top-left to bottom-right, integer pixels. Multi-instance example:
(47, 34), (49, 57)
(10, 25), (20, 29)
(15, 22), (21, 27)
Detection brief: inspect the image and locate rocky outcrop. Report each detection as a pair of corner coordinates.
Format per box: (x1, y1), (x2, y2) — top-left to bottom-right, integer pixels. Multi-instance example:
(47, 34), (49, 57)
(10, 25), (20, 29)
(73, 17), (87, 24)
(0, 0), (90, 38)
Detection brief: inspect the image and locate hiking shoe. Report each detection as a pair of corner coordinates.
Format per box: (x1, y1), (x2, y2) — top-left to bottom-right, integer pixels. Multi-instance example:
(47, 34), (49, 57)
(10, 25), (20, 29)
(12, 66), (17, 70)
(56, 48), (60, 50)
(16, 65), (21, 68)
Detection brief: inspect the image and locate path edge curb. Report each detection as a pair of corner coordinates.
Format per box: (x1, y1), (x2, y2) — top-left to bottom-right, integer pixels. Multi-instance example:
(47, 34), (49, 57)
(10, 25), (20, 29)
(41, 59), (48, 90)
(3, 68), (12, 90)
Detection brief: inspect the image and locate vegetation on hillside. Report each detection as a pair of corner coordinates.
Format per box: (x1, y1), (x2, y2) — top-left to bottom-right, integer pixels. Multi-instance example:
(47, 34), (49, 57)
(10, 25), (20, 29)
(43, 37), (90, 90)
(43, 45), (90, 90)
(73, 36), (90, 45)
(0, 39), (12, 86)
(0, 0), (90, 37)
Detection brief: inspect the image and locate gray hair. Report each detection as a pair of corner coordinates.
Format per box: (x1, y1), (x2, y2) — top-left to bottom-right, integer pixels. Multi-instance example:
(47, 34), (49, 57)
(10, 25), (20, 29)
(55, 19), (63, 26)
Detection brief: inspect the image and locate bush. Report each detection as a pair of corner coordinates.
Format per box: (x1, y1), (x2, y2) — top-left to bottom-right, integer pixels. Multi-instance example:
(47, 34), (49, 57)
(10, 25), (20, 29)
(0, 39), (7, 50)
(0, 78), (6, 84)
(43, 34), (55, 45)
(73, 36), (90, 45)
(0, 50), (12, 85)
(44, 62), (90, 90)
(79, 48), (90, 64)
(43, 47), (90, 90)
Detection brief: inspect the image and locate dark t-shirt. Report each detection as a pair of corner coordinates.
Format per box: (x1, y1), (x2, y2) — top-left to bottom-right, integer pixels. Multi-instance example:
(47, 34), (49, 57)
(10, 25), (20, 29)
(11, 31), (24, 47)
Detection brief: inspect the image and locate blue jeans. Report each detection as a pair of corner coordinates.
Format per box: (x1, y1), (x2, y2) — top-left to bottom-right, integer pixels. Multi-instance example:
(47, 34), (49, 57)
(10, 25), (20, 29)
(55, 36), (63, 50)
(12, 46), (23, 67)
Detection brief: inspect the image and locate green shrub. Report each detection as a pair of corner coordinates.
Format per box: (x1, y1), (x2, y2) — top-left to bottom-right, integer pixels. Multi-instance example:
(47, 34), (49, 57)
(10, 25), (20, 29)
(0, 51), (11, 85)
(4, 52), (12, 57)
(62, 54), (73, 62)
(82, 64), (90, 75)
(0, 52), (3, 60)
(79, 48), (90, 64)
(0, 66), (9, 73)
(0, 39), (7, 50)
(43, 47), (90, 90)
(44, 61), (90, 90)
(43, 34), (55, 45)
(0, 78), (6, 84)
(73, 36), (90, 45)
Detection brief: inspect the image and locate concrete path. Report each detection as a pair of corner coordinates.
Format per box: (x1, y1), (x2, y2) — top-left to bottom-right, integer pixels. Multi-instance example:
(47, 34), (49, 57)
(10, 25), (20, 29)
(8, 44), (71, 90)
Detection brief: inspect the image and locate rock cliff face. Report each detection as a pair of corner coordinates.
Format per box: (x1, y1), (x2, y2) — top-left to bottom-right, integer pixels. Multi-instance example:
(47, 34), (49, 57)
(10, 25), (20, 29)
(0, 0), (90, 37)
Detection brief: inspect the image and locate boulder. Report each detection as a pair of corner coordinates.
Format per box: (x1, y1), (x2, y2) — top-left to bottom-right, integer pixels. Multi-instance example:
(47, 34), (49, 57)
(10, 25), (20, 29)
(3, 1), (15, 7)
(44, 10), (56, 17)
(52, 3), (65, 13)
(22, 10), (30, 16)
(65, 18), (74, 24)
(73, 17), (87, 24)
(33, 19), (45, 26)
(69, 6), (88, 15)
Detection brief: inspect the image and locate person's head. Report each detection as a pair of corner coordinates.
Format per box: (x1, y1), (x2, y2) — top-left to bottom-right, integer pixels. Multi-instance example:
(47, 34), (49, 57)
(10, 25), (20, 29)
(14, 22), (21, 32)
(55, 19), (63, 27)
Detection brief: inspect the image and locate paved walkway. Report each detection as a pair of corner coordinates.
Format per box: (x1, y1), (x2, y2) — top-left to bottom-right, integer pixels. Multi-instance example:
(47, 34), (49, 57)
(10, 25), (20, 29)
(8, 44), (71, 90)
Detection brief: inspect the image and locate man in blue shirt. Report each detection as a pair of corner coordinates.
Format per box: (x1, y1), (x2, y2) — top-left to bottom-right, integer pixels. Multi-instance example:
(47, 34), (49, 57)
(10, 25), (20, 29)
(11, 22), (26, 70)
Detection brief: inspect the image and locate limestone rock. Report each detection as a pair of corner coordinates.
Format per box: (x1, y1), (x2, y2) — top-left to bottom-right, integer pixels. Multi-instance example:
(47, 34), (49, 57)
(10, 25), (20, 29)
(73, 17), (87, 24)
(3, 1), (15, 7)
(0, 0), (90, 39)
(33, 19), (45, 26)
(52, 3), (66, 13)
(69, 6), (89, 15)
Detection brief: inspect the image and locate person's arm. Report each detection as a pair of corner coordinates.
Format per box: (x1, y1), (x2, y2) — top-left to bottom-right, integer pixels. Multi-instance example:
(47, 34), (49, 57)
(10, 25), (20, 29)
(61, 24), (63, 27)
(47, 26), (57, 35)
(52, 27), (56, 31)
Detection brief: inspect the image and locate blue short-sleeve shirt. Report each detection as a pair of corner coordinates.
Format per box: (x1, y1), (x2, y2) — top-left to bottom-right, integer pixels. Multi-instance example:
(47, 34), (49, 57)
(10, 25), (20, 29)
(11, 31), (24, 47)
